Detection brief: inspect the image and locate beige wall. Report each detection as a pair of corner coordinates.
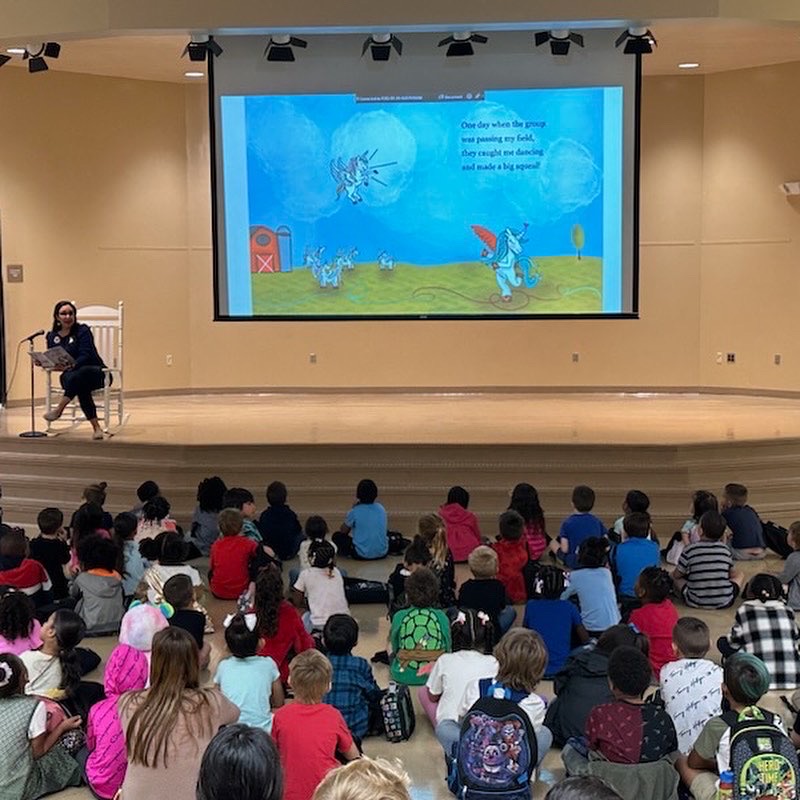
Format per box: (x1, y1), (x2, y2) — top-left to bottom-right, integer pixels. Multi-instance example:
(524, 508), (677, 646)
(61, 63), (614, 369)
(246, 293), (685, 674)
(1, 63), (798, 399)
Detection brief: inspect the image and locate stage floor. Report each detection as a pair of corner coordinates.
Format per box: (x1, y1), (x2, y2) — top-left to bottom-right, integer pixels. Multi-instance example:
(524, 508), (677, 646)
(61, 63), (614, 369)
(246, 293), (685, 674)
(2, 390), (800, 446)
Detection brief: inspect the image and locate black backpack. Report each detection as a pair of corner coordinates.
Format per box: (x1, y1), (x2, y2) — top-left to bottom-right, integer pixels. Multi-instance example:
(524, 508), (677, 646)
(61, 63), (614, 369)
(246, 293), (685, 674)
(723, 706), (800, 800)
(448, 681), (537, 800)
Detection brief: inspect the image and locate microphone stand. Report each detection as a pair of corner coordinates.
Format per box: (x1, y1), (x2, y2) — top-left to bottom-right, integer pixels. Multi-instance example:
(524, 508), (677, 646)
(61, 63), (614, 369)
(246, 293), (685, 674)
(19, 339), (47, 439)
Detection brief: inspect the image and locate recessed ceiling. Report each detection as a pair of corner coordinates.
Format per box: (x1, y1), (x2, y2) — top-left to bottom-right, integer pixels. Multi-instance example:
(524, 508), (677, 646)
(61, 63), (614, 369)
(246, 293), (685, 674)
(0, 19), (798, 83)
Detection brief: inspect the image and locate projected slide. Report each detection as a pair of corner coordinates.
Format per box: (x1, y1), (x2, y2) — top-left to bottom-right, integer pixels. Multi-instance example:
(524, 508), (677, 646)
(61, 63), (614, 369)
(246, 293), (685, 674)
(219, 87), (623, 318)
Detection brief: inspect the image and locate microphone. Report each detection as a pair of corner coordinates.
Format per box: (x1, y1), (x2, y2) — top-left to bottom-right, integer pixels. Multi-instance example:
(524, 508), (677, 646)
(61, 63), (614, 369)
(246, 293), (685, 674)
(21, 329), (45, 343)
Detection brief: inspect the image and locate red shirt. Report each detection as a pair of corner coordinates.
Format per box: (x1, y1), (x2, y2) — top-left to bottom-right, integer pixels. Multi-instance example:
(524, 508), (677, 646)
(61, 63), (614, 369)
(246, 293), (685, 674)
(0, 558), (52, 596)
(209, 536), (258, 599)
(492, 538), (529, 603)
(256, 601), (315, 683)
(272, 702), (353, 800)
(629, 598), (680, 678)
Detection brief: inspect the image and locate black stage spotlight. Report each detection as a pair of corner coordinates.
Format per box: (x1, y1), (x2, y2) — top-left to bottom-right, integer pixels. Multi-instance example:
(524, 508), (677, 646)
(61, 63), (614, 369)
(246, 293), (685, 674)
(362, 33), (402, 61)
(438, 31), (488, 57)
(265, 35), (307, 62)
(0, 54), (11, 68)
(182, 35), (223, 62)
(534, 30), (584, 56)
(615, 27), (657, 55)
(24, 42), (60, 73)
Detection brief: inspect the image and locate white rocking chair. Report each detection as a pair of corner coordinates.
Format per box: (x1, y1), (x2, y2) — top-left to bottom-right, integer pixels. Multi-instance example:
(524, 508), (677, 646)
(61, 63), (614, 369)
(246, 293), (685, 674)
(44, 301), (127, 434)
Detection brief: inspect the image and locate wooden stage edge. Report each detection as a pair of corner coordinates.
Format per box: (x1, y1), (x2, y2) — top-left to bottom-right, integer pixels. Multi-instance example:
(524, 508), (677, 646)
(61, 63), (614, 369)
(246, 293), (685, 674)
(1, 390), (800, 531)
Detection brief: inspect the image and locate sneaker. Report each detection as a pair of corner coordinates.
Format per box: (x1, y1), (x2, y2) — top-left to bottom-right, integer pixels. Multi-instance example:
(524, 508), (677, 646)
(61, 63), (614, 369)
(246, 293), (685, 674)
(92, 429), (104, 440)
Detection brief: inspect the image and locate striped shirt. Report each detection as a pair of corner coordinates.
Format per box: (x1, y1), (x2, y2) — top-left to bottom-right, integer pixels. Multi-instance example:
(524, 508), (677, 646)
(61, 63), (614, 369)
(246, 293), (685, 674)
(677, 540), (734, 608)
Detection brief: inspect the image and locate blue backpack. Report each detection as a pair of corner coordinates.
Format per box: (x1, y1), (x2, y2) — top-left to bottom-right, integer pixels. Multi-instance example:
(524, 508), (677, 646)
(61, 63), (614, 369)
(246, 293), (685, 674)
(447, 681), (537, 800)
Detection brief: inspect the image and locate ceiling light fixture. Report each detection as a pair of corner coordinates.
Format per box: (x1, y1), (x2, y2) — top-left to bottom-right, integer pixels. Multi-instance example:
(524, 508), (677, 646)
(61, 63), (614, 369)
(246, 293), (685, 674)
(438, 31), (488, 58)
(265, 35), (308, 62)
(182, 34), (223, 62)
(184, 71), (205, 78)
(6, 47), (26, 55)
(24, 42), (61, 73)
(362, 33), (403, 61)
(678, 62), (700, 69)
(615, 26), (657, 55)
(534, 30), (584, 56)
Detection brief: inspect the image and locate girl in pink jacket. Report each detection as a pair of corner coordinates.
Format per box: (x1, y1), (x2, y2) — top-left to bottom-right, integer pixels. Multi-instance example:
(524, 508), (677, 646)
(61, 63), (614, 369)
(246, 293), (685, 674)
(439, 486), (483, 562)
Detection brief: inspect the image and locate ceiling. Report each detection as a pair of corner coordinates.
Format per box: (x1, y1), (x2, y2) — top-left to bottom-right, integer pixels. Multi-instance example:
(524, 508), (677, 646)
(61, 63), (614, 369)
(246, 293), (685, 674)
(0, 19), (799, 83)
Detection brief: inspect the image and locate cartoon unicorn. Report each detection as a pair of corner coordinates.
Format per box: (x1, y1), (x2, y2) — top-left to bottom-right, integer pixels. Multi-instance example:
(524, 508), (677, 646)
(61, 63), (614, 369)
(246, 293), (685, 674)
(471, 223), (541, 301)
(377, 250), (395, 271)
(330, 149), (397, 204)
(334, 247), (358, 272)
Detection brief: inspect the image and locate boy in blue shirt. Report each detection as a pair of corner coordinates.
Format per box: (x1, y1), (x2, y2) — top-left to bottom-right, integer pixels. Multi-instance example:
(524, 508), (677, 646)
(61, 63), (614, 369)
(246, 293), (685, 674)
(559, 485), (606, 568)
(611, 511), (660, 613)
(334, 479), (388, 559)
(721, 482), (765, 560)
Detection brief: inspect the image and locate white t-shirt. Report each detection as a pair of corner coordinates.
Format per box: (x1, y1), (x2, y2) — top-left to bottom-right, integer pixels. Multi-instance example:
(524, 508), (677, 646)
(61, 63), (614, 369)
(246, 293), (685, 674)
(426, 650), (499, 725)
(660, 657), (724, 754)
(456, 675), (547, 731)
(28, 701), (47, 738)
(298, 538), (337, 572)
(20, 650), (62, 696)
(293, 567), (349, 629)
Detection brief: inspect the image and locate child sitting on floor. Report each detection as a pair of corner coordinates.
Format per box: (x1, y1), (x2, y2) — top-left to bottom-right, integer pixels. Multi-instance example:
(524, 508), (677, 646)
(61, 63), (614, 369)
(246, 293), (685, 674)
(509, 483), (549, 561)
(139, 531), (205, 608)
(561, 537), (620, 638)
(112, 512), (149, 603)
(322, 614), (383, 745)
(209, 509), (260, 600)
(458, 545), (515, 637)
(0, 529), (53, 610)
(610, 511), (660, 611)
(259, 480), (303, 561)
(70, 535), (125, 636)
(610, 489), (651, 542)
(558, 485), (606, 569)
(562, 645), (677, 773)
(660, 617), (723, 754)
(215, 612), (284, 732)
(272, 650), (360, 800)
(438, 485), (483, 563)
(389, 567), (451, 685)
(292, 541), (349, 633)
(164, 574), (210, 670)
(777, 520), (800, 611)
(0, 589), (43, 656)
(416, 513), (456, 608)
(524, 565), (589, 677)
(222, 487), (264, 544)
(388, 538), (431, 616)
(491, 510), (529, 605)
(665, 489), (718, 565)
(334, 479), (389, 561)
(629, 566), (679, 678)
(721, 482), (765, 560)
(717, 573), (800, 690)
(135, 495), (178, 543)
(29, 507), (71, 601)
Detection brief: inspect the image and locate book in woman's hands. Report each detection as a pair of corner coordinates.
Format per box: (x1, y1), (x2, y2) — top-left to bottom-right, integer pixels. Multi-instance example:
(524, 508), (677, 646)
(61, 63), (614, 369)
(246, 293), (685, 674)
(29, 346), (76, 370)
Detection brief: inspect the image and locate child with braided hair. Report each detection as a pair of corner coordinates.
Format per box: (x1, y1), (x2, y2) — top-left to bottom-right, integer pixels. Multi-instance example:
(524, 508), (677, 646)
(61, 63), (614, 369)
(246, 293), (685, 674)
(628, 566), (679, 678)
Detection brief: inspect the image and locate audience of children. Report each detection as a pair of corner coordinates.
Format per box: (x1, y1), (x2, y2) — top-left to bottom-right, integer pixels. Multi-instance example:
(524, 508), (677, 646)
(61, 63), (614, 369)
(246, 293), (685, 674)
(222, 487), (264, 544)
(558, 485), (606, 568)
(70, 535), (125, 636)
(420, 607), (498, 750)
(721, 482), (766, 560)
(253, 565), (315, 684)
(610, 511), (660, 607)
(659, 617), (723, 754)
(628, 566), (679, 678)
(777, 520), (800, 610)
(561, 537), (621, 637)
(610, 489), (651, 542)
(545, 624), (650, 747)
(672, 510), (745, 609)
(457, 545), (516, 636)
(0, 528), (53, 609)
(334, 479), (389, 561)
(509, 482), (550, 561)
(190, 476), (227, 556)
(0, 652), (82, 798)
(163, 574), (210, 669)
(259, 480), (304, 560)
(524, 565), (589, 677)
(322, 613), (383, 744)
(0, 589), (43, 656)
(209, 508), (260, 600)
(491, 509), (530, 604)
(415, 513), (456, 608)
(438, 485), (482, 562)
(292, 540), (350, 633)
(272, 649), (360, 800)
(215, 612), (283, 731)
(29, 507), (71, 600)
(389, 567), (451, 685)
(561, 645), (678, 773)
(675, 653), (781, 800)
(81, 643), (149, 799)
(118, 627), (239, 800)
(717, 572), (800, 689)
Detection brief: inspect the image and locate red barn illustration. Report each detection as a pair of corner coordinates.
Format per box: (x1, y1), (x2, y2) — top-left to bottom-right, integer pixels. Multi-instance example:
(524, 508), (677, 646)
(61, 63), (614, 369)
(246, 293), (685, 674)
(250, 226), (281, 273)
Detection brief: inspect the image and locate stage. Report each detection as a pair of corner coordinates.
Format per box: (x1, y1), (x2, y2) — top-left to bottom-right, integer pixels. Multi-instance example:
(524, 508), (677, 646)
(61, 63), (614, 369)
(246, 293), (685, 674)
(2, 390), (800, 531)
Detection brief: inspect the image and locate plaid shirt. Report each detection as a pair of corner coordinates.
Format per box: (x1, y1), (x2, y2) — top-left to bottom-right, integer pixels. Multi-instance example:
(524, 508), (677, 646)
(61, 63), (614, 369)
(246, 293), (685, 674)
(723, 600), (800, 689)
(323, 653), (382, 739)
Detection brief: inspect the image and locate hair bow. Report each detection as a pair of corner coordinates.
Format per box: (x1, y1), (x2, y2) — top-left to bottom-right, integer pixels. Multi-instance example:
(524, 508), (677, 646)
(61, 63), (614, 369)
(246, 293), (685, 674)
(455, 611), (467, 625)
(477, 611), (490, 626)
(129, 598), (174, 620)
(0, 662), (12, 688)
(223, 613), (257, 632)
